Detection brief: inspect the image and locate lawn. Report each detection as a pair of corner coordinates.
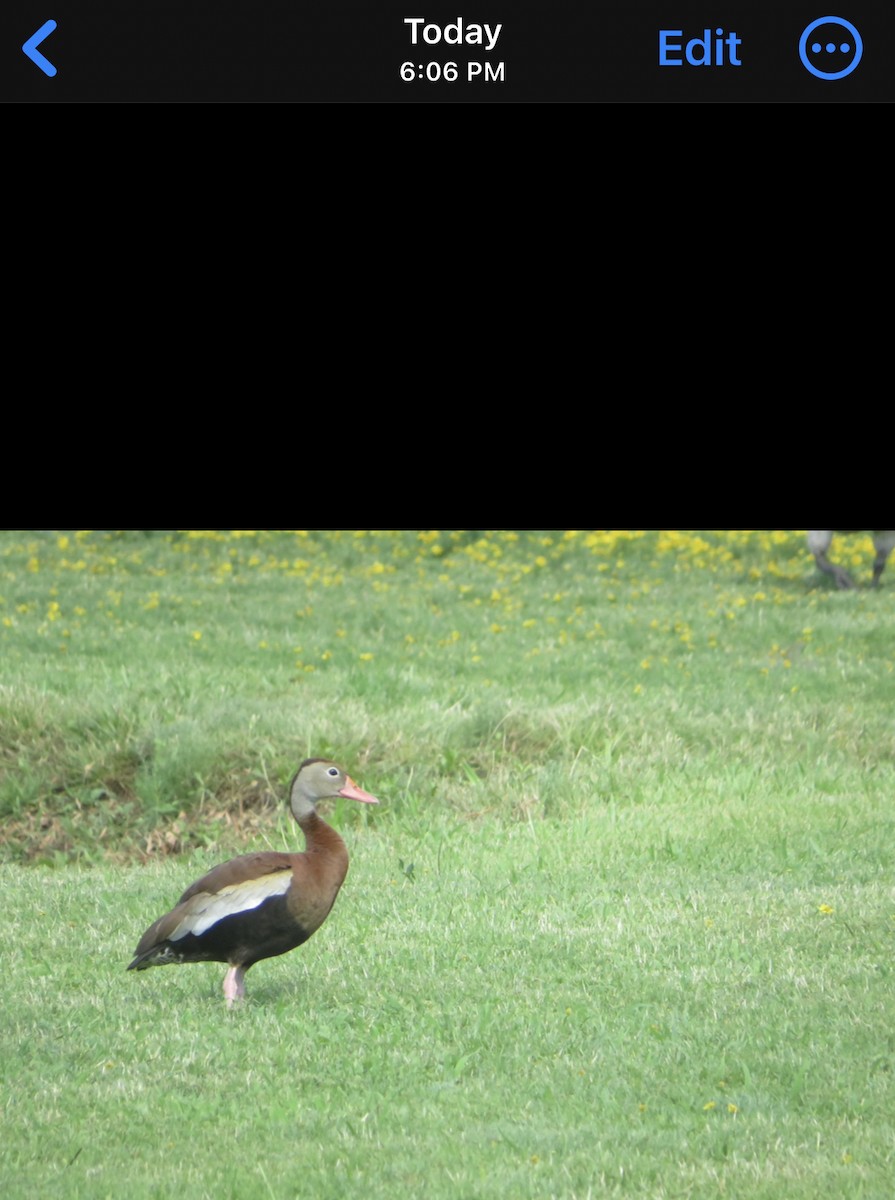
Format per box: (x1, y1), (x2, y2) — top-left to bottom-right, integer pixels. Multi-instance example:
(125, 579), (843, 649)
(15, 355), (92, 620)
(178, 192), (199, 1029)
(1, 530), (893, 1198)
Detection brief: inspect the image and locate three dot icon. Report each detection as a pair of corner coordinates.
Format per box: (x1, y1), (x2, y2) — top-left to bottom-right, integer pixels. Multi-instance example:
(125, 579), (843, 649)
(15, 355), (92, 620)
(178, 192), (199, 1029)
(799, 16), (863, 78)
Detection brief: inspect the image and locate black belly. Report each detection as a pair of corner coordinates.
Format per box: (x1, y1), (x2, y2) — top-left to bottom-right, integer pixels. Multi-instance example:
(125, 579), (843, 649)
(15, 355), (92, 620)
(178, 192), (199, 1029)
(169, 895), (310, 968)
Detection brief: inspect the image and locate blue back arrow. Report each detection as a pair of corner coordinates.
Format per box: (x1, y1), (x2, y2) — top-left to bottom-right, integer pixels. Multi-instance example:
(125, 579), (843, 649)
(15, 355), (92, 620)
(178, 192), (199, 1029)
(23, 19), (57, 77)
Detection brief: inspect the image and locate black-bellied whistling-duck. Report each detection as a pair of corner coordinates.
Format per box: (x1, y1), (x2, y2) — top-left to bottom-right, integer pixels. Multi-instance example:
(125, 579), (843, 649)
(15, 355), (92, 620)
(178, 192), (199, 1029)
(127, 758), (378, 1007)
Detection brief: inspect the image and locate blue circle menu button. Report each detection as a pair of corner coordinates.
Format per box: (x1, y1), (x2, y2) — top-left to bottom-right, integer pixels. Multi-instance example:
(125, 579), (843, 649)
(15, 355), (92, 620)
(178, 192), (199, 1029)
(799, 16), (863, 79)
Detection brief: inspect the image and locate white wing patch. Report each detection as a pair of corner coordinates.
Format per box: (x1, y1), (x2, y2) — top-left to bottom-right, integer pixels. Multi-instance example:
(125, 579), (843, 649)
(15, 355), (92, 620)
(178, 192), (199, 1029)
(171, 871), (293, 940)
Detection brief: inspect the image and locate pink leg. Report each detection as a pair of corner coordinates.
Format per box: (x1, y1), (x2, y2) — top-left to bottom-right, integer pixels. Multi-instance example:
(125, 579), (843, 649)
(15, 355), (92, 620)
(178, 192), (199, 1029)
(222, 965), (247, 1008)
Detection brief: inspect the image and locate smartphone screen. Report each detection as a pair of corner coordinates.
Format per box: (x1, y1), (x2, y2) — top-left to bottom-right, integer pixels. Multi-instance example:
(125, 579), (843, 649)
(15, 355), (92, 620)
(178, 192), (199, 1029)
(3, 1), (890, 102)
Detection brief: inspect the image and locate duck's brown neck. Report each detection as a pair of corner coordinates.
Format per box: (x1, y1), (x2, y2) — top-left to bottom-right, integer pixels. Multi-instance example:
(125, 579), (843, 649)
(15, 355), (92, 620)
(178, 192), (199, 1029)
(298, 810), (348, 858)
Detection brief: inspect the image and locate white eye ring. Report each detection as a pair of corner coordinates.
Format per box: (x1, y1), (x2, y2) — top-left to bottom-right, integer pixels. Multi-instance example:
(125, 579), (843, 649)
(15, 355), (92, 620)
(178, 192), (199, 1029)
(327, 766), (339, 777)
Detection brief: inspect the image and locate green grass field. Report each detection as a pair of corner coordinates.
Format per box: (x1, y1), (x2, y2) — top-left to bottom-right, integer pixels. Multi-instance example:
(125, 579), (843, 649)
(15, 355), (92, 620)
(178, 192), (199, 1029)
(1, 530), (893, 1198)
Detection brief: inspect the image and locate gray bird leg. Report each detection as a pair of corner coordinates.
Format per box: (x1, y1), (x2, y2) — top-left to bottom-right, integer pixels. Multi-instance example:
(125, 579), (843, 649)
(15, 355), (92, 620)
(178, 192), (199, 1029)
(871, 532), (895, 587)
(806, 530), (855, 589)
